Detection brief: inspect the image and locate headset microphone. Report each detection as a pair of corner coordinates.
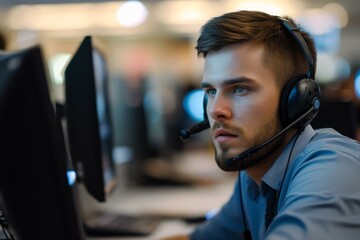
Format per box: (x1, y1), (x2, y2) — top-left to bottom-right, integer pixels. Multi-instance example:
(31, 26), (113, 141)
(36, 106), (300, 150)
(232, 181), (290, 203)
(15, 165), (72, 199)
(180, 92), (210, 142)
(226, 98), (319, 168)
(179, 120), (210, 142)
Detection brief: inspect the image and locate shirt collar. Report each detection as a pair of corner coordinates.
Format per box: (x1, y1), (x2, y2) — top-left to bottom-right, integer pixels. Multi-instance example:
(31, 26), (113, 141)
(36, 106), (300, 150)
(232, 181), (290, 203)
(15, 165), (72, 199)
(261, 125), (316, 191)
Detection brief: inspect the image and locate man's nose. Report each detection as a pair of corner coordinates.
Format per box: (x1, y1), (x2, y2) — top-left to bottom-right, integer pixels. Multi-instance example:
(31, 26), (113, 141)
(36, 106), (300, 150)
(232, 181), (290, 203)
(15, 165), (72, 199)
(209, 94), (232, 121)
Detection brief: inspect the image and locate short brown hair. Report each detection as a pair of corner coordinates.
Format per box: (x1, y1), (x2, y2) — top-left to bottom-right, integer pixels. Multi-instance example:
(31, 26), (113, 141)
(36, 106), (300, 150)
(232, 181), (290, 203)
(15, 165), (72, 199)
(196, 10), (316, 88)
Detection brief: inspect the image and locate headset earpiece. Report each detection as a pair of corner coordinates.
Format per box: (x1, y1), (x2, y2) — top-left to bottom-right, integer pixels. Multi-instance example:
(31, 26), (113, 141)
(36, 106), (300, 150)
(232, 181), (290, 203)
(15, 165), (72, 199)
(280, 74), (320, 129)
(278, 18), (320, 130)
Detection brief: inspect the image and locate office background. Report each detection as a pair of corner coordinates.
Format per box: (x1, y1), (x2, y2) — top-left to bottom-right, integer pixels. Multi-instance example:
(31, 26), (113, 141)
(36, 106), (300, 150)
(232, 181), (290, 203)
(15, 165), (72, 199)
(1, 0), (359, 155)
(0, 0), (359, 239)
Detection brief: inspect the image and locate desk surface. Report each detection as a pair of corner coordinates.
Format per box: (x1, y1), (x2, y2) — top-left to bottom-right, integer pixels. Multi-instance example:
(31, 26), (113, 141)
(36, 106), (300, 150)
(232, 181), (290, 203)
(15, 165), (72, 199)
(83, 150), (236, 240)
(85, 176), (235, 240)
(87, 220), (195, 240)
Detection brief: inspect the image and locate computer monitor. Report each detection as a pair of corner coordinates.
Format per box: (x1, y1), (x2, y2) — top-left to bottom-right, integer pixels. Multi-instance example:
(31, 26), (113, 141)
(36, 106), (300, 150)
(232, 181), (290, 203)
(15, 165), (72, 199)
(0, 46), (85, 239)
(64, 36), (116, 202)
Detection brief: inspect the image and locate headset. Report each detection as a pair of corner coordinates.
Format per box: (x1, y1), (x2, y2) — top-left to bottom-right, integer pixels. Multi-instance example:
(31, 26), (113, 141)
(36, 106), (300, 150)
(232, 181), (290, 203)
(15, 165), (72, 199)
(179, 17), (321, 170)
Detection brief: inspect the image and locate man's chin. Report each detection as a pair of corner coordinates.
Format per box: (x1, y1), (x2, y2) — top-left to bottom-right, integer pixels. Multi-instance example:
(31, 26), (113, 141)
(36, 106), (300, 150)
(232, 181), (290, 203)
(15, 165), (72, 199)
(217, 163), (240, 172)
(215, 152), (243, 172)
(215, 147), (263, 172)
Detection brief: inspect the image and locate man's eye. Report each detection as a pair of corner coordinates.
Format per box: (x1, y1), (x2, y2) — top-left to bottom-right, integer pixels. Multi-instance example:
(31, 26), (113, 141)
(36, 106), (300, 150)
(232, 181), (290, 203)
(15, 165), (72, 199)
(233, 86), (247, 94)
(206, 88), (216, 96)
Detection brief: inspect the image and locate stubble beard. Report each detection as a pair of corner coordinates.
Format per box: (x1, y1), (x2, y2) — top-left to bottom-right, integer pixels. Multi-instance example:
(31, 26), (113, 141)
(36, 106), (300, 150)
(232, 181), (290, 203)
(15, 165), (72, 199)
(213, 117), (285, 172)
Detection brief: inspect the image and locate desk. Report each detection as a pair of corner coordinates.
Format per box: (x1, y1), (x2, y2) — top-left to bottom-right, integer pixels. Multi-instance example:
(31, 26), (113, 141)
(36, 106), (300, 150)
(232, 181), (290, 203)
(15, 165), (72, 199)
(85, 175), (235, 240)
(88, 220), (195, 240)
(83, 151), (236, 240)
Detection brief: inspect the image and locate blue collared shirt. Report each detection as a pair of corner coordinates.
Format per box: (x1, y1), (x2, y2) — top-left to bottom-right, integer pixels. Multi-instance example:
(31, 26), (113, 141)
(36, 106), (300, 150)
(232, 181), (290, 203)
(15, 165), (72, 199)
(190, 125), (360, 240)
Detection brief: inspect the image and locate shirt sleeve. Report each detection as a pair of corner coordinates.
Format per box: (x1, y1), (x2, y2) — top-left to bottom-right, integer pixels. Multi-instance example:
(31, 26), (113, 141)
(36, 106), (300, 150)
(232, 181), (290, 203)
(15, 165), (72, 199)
(265, 142), (360, 240)
(190, 178), (247, 240)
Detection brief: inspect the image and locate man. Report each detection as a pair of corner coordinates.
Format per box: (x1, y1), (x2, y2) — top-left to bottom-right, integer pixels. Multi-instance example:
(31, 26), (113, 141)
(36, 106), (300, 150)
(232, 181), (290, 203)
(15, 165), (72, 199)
(166, 10), (360, 240)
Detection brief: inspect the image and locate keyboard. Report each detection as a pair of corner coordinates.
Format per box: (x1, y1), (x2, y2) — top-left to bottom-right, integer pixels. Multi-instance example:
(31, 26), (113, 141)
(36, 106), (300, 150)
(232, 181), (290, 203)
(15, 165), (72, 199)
(84, 212), (161, 236)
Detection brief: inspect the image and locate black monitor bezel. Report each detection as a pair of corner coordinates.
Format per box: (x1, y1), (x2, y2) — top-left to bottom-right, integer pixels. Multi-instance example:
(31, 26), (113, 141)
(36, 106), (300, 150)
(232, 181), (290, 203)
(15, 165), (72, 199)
(64, 36), (116, 202)
(0, 45), (85, 240)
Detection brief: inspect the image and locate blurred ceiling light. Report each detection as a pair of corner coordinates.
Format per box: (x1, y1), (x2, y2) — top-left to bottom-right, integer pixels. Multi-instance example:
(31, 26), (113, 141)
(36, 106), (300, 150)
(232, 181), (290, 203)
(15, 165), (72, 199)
(297, 6), (344, 56)
(116, 1), (148, 28)
(7, 4), (94, 30)
(5, 2), (144, 31)
(155, 0), (215, 31)
(299, 3), (349, 36)
(231, 1), (282, 15)
(324, 3), (348, 28)
(298, 8), (341, 35)
(224, 0), (301, 17)
(154, 0), (218, 34)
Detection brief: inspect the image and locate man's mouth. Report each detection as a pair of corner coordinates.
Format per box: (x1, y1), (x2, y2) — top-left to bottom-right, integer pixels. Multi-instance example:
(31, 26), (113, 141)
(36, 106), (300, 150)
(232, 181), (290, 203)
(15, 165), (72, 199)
(214, 129), (238, 143)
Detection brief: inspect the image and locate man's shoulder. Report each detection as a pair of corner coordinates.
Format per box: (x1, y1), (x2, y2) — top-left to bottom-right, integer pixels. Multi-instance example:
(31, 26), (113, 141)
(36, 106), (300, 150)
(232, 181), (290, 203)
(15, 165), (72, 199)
(284, 128), (360, 194)
(303, 127), (359, 158)
(289, 127), (360, 175)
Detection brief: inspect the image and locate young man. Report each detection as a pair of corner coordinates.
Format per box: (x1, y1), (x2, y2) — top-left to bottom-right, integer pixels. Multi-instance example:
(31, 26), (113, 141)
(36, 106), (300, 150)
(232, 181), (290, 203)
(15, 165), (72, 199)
(167, 10), (360, 240)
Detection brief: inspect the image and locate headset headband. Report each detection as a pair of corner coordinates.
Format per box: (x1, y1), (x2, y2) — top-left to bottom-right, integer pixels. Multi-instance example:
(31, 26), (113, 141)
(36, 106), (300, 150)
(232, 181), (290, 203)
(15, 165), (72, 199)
(279, 18), (314, 79)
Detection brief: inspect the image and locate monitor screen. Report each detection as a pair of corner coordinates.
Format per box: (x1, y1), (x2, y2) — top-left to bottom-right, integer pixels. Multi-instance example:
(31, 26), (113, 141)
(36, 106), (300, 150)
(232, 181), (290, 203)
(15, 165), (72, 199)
(0, 46), (85, 240)
(64, 36), (116, 202)
(183, 88), (206, 122)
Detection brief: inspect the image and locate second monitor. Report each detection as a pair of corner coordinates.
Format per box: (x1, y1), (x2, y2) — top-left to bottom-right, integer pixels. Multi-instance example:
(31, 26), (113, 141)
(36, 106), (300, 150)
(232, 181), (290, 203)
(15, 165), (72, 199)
(64, 36), (116, 202)
(64, 36), (160, 236)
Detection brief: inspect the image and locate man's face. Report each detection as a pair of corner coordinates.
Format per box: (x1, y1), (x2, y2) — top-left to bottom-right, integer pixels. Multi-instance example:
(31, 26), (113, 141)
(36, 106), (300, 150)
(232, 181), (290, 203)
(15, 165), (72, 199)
(201, 43), (282, 171)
